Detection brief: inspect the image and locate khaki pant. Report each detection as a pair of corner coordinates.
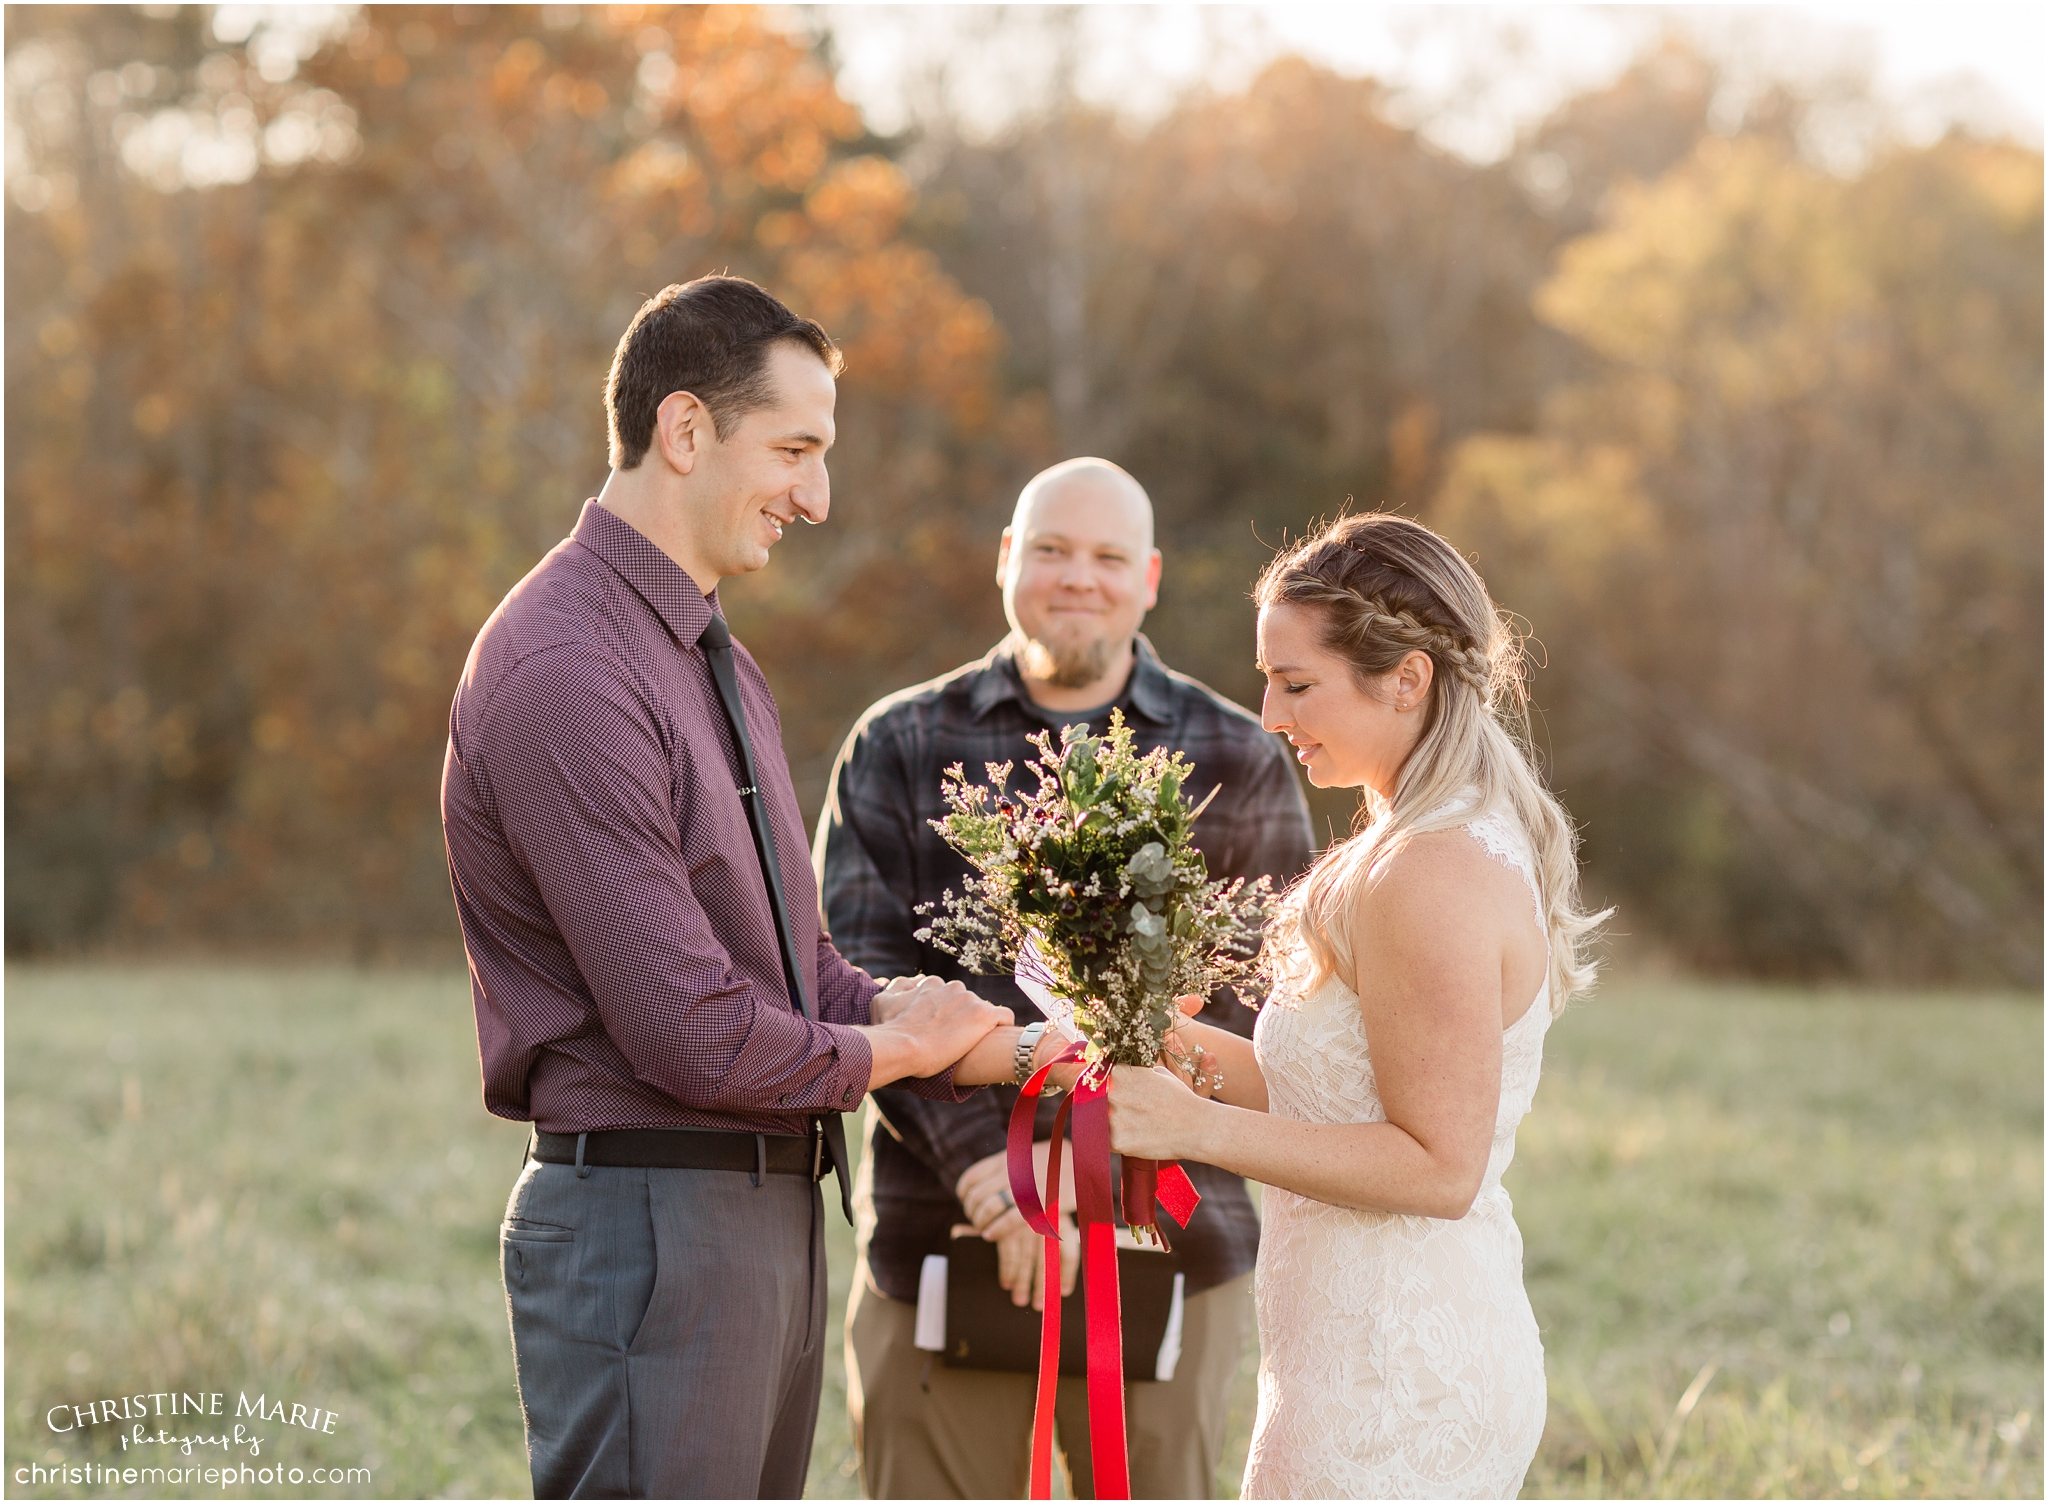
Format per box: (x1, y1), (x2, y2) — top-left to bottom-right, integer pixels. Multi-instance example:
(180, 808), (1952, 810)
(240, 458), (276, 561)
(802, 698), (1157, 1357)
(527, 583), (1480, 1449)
(846, 1260), (1253, 1499)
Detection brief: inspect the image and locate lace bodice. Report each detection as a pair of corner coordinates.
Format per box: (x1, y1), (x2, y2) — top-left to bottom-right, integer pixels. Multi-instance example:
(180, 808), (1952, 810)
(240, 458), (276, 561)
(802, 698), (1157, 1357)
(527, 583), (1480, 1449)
(1262, 808), (1552, 1194)
(1241, 807), (1551, 1499)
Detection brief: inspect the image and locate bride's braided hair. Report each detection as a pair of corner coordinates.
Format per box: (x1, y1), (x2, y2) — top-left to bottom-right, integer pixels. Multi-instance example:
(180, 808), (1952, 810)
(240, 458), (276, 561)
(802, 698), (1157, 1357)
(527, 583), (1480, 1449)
(1254, 512), (1605, 1012)
(1255, 515), (1522, 717)
(1275, 577), (1500, 701)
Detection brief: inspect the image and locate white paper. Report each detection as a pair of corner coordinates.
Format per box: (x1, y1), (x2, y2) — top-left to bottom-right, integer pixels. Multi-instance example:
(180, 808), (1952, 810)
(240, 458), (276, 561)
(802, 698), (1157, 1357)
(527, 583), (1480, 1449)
(1014, 935), (1083, 1042)
(1154, 1272), (1187, 1382)
(913, 1254), (948, 1352)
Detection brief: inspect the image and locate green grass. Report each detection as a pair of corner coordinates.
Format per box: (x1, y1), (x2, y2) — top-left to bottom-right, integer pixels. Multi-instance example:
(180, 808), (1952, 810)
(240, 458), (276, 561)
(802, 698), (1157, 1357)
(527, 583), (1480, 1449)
(1513, 984), (2042, 1499)
(4, 967), (2038, 1499)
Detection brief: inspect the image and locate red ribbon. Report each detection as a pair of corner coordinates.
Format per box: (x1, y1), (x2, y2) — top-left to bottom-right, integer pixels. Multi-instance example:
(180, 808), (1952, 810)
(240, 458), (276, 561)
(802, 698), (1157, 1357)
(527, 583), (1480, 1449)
(1120, 1157), (1202, 1246)
(1007, 1044), (1201, 1501)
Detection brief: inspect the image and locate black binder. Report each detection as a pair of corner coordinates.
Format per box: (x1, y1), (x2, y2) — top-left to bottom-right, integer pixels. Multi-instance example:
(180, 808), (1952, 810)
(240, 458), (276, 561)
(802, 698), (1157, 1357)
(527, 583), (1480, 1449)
(941, 1231), (1179, 1379)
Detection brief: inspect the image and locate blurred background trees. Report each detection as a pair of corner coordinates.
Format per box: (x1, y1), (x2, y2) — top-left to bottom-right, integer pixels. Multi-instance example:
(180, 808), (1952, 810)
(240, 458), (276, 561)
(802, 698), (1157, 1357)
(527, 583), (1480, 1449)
(7, 5), (2040, 985)
(7, 3), (1005, 950)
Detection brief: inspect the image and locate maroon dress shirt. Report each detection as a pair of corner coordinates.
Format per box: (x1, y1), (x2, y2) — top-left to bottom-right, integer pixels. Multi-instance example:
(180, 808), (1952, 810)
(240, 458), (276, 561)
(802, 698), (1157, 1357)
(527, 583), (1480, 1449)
(442, 500), (965, 1135)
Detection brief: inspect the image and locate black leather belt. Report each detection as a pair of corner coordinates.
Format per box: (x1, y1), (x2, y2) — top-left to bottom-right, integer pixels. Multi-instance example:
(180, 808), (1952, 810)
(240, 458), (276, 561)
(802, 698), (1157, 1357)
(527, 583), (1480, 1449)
(531, 1127), (824, 1184)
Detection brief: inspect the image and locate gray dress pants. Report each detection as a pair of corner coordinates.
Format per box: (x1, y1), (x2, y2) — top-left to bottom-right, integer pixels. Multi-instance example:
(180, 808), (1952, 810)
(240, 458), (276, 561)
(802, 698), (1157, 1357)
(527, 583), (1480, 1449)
(501, 1156), (826, 1499)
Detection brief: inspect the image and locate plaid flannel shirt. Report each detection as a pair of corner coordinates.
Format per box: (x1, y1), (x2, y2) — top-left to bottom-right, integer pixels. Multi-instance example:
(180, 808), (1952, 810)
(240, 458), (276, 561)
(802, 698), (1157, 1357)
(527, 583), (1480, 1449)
(813, 635), (1315, 1303)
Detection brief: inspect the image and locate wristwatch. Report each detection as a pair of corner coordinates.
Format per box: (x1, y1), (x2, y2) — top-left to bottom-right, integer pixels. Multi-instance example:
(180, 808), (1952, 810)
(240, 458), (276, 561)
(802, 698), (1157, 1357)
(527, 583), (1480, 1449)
(1013, 1020), (1050, 1086)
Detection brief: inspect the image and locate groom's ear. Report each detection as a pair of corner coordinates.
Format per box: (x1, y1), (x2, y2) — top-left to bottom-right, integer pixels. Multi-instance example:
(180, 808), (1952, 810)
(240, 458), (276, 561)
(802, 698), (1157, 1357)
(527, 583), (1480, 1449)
(652, 390), (713, 475)
(995, 527), (1015, 587)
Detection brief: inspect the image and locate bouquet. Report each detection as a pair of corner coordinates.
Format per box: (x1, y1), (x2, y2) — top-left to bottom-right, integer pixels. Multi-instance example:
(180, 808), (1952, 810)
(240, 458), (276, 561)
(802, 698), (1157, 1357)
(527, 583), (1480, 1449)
(918, 711), (1273, 1065)
(917, 711), (1274, 1224)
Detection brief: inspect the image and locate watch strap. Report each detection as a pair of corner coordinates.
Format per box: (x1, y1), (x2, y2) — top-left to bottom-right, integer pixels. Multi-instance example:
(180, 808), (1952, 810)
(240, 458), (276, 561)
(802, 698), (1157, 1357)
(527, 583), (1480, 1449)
(1013, 1020), (1048, 1085)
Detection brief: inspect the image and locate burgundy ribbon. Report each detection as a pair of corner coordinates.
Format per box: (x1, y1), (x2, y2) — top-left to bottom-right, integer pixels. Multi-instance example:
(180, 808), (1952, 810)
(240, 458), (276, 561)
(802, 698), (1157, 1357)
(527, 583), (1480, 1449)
(1120, 1157), (1202, 1246)
(1007, 1044), (1202, 1501)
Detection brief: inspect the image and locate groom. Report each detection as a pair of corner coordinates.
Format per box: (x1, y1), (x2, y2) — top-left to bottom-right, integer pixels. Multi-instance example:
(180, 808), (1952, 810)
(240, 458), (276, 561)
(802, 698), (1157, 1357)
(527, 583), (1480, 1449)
(441, 276), (1043, 1498)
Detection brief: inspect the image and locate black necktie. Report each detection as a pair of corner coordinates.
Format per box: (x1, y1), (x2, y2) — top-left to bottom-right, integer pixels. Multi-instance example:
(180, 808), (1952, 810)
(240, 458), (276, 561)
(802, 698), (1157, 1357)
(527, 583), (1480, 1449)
(698, 611), (856, 1223)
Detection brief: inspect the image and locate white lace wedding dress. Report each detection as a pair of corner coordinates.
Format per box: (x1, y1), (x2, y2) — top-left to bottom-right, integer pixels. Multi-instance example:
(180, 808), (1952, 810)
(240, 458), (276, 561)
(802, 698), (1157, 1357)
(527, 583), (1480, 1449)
(1243, 808), (1552, 1499)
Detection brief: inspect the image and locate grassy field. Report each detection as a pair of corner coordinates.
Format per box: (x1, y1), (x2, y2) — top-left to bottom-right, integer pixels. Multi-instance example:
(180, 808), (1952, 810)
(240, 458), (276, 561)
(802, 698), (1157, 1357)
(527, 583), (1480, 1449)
(4, 967), (2038, 1499)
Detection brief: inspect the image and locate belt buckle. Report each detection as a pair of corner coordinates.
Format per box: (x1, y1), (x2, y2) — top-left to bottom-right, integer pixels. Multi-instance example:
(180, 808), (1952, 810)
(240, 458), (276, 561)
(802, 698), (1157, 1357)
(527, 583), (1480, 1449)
(812, 1124), (825, 1181)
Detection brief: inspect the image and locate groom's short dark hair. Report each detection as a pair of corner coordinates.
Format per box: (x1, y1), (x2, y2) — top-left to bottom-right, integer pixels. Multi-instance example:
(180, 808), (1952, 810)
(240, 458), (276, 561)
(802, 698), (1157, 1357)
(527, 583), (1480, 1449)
(605, 276), (841, 469)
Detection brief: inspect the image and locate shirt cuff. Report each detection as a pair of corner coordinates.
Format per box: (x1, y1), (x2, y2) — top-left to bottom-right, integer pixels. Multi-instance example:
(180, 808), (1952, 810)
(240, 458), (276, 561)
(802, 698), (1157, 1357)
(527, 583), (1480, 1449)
(895, 1064), (972, 1103)
(813, 1022), (874, 1113)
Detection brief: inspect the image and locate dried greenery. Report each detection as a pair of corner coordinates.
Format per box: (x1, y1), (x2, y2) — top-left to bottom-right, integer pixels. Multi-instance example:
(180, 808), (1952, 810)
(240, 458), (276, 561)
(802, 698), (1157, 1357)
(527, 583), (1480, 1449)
(917, 713), (1272, 1067)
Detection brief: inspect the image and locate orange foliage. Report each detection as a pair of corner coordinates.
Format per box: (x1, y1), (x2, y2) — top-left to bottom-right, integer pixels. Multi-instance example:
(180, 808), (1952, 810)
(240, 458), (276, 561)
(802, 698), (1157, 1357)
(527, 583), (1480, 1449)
(5, 4), (1002, 953)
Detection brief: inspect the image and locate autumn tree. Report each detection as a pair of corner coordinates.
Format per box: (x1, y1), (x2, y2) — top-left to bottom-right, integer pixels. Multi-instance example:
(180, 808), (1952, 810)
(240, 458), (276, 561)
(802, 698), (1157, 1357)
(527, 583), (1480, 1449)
(909, 56), (1564, 844)
(1434, 134), (2043, 981)
(9, 11), (2038, 980)
(5, 4), (1000, 952)
(902, 30), (2041, 982)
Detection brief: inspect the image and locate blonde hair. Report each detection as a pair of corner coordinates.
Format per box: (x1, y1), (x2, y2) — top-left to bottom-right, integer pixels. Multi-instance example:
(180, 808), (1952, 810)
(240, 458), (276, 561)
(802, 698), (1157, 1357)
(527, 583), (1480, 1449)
(1255, 512), (1606, 1012)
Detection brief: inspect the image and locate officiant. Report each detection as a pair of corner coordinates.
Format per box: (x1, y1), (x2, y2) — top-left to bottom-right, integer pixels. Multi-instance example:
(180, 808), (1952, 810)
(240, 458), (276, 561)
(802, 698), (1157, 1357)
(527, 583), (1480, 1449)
(814, 459), (1315, 1498)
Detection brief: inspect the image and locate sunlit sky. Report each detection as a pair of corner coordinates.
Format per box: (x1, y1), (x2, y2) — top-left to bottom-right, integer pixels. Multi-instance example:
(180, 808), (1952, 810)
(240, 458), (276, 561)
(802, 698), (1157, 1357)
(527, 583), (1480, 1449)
(24, 4), (2036, 201)
(814, 4), (2045, 162)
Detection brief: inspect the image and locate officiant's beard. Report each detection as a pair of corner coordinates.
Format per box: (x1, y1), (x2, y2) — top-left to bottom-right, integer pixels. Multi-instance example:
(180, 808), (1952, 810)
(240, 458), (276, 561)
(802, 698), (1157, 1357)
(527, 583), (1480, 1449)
(1018, 633), (1117, 689)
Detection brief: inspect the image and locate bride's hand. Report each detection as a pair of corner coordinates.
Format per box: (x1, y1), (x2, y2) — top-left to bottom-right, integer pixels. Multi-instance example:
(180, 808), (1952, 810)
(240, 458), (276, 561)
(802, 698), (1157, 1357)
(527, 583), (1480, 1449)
(1156, 996), (1222, 1098)
(1106, 1062), (1211, 1162)
(1159, 1024), (1222, 1100)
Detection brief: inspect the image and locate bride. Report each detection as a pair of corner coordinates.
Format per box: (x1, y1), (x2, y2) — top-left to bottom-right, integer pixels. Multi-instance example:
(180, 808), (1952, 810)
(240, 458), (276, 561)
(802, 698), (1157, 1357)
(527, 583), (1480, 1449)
(1107, 512), (1605, 1499)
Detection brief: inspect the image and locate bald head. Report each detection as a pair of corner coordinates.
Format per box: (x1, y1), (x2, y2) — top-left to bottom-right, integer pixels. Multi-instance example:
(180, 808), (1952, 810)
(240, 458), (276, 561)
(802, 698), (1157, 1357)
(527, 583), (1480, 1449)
(1010, 458), (1154, 555)
(998, 457), (1163, 708)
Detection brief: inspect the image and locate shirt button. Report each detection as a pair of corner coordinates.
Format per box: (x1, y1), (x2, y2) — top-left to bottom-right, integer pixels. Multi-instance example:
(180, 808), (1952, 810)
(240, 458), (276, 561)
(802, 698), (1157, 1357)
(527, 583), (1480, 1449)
(778, 1094), (790, 1106)
(841, 1087), (856, 1105)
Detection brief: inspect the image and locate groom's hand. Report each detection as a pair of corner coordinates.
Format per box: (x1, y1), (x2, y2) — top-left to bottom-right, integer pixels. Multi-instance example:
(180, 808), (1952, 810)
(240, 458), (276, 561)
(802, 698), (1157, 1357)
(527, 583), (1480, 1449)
(867, 973), (937, 1026)
(860, 978), (1011, 1087)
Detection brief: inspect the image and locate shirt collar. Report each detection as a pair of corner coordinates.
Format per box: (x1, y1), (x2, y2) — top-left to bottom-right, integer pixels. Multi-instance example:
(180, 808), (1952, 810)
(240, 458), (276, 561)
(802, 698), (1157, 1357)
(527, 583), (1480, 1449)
(968, 634), (1176, 726)
(573, 500), (718, 647)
